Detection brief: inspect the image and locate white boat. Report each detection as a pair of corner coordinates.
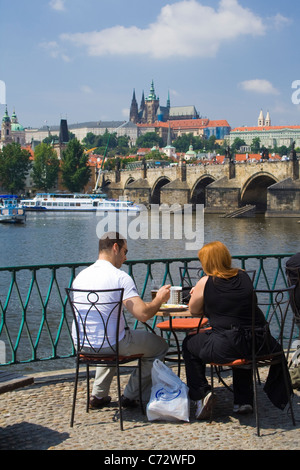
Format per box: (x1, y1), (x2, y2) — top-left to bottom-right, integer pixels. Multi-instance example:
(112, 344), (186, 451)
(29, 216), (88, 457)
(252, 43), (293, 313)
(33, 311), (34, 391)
(20, 193), (140, 213)
(0, 195), (26, 224)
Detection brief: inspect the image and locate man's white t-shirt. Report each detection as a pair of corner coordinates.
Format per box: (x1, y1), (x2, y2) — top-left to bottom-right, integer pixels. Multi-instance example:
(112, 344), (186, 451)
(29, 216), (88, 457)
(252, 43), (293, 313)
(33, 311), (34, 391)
(71, 260), (139, 349)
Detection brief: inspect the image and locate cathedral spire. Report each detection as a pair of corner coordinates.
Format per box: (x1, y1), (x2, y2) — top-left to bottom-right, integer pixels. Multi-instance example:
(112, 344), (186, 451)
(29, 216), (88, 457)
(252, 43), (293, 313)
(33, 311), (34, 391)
(147, 80), (156, 101)
(140, 90), (145, 111)
(129, 88), (138, 123)
(167, 90), (170, 108)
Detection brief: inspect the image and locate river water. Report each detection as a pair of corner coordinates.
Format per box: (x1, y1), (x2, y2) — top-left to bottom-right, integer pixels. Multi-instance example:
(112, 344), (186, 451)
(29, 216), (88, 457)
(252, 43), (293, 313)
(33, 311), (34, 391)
(0, 210), (299, 267)
(0, 210), (299, 374)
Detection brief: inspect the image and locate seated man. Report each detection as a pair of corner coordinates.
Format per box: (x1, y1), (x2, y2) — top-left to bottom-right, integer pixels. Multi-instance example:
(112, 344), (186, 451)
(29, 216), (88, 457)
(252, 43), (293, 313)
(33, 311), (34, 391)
(72, 232), (170, 408)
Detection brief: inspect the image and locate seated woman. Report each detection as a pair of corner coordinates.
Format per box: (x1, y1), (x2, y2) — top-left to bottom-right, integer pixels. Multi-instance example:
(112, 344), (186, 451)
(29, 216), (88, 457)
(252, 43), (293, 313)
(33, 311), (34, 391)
(182, 240), (292, 420)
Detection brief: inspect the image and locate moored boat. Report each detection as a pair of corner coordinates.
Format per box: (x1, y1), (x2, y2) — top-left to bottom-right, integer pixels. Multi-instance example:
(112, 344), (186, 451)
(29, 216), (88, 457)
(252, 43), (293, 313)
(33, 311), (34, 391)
(0, 195), (26, 224)
(20, 193), (140, 213)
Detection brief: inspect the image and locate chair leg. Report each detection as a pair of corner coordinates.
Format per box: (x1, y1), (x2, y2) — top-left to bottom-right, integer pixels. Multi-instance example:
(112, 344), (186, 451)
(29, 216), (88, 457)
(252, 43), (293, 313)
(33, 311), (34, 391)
(70, 360), (79, 427)
(116, 364), (124, 431)
(281, 357), (296, 427)
(172, 332), (181, 377)
(215, 366), (233, 392)
(252, 363), (260, 437)
(138, 358), (144, 415)
(86, 364), (90, 414)
(210, 365), (214, 422)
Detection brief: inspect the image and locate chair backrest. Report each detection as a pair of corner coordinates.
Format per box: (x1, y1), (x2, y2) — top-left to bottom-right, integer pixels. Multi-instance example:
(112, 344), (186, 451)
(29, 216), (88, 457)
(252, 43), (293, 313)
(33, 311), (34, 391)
(66, 288), (124, 355)
(244, 269), (256, 284)
(179, 266), (204, 287)
(254, 285), (296, 351)
(179, 266), (204, 303)
(285, 266), (300, 325)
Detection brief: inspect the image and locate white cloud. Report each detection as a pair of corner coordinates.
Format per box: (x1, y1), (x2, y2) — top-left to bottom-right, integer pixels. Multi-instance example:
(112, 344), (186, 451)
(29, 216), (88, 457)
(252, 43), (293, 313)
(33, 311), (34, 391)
(60, 0), (266, 59)
(239, 79), (280, 95)
(49, 0), (66, 11)
(268, 13), (292, 30)
(122, 108), (130, 118)
(40, 41), (71, 62)
(80, 85), (93, 94)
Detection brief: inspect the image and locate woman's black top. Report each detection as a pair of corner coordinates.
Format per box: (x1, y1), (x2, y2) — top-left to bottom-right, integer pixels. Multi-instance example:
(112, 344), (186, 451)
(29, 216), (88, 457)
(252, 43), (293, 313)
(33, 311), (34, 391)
(203, 270), (266, 330)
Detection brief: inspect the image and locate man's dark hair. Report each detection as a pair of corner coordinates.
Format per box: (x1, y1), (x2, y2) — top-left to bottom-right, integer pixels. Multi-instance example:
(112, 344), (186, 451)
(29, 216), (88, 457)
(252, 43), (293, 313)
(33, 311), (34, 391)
(99, 232), (126, 252)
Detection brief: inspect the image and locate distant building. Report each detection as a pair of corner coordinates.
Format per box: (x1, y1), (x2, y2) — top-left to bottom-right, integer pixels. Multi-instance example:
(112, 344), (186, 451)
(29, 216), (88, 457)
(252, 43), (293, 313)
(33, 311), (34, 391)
(229, 110), (300, 148)
(25, 120), (138, 147)
(130, 80), (200, 124)
(0, 107), (25, 148)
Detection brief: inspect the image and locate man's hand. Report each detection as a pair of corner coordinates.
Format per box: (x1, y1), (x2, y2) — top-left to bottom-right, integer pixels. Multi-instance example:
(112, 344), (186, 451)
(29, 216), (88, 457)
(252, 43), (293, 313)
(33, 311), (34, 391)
(154, 285), (171, 304)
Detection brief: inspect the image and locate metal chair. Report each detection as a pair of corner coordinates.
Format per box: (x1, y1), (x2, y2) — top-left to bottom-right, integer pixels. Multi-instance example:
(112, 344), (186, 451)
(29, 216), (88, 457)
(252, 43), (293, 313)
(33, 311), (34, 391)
(179, 266), (204, 304)
(210, 286), (296, 436)
(66, 287), (144, 431)
(285, 265), (300, 359)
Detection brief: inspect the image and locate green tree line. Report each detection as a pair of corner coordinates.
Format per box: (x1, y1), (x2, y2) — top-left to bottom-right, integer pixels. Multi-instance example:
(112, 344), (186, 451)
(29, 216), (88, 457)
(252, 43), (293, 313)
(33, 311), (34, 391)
(0, 131), (296, 195)
(0, 139), (90, 194)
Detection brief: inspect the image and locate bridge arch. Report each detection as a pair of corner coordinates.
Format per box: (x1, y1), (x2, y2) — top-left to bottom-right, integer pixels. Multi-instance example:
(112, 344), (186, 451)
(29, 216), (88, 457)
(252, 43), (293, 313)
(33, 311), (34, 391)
(151, 176), (171, 204)
(241, 172), (278, 213)
(191, 175), (216, 206)
(124, 177), (135, 188)
(101, 177), (112, 191)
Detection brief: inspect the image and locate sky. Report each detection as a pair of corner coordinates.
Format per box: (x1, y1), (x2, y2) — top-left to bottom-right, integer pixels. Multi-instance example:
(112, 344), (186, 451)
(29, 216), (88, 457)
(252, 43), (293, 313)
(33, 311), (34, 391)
(1, 0), (300, 130)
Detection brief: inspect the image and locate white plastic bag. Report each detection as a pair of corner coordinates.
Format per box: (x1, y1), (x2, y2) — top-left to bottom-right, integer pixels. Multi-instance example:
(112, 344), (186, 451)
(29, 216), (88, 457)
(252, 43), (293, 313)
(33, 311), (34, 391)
(146, 359), (190, 422)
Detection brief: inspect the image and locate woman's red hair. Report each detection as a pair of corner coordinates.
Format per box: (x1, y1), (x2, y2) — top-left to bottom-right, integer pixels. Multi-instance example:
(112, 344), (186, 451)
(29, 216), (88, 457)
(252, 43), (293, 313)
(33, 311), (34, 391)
(198, 241), (239, 279)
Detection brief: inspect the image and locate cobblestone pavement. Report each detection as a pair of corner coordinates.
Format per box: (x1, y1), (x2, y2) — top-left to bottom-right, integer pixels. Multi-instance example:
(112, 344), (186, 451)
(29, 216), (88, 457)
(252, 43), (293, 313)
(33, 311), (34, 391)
(0, 366), (299, 452)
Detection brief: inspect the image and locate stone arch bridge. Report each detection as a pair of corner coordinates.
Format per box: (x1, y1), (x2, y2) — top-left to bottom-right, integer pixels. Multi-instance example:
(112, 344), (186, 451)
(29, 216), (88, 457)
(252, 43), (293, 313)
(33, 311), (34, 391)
(100, 159), (300, 217)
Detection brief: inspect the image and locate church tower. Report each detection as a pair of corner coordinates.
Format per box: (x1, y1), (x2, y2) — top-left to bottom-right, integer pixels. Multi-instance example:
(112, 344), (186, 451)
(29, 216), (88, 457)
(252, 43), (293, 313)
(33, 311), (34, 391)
(129, 89), (139, 123)
(258, 109), (265, 127)
(1, 106), (13, 145)
(265, 111), (271, 127)
(143, 80), (159, 124)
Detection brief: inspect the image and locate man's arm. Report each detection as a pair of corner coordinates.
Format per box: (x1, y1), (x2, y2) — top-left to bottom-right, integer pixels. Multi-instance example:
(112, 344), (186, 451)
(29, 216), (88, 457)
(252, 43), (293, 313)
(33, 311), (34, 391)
(123, 285), (171, 323)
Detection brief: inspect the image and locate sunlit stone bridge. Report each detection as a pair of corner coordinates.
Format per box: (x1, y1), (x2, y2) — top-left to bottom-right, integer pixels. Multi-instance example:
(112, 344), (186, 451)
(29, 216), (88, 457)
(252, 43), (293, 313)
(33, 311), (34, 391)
(100, 159), (300, 217)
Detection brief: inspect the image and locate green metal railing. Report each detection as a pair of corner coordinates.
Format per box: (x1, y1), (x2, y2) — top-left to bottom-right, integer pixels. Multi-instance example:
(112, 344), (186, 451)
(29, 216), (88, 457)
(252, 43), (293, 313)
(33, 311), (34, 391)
(0, 253), (297, 366)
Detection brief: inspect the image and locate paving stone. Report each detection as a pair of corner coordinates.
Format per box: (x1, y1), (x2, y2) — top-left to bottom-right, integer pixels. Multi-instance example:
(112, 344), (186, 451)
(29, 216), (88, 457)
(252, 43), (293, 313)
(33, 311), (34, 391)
(0, 367), (299, 451)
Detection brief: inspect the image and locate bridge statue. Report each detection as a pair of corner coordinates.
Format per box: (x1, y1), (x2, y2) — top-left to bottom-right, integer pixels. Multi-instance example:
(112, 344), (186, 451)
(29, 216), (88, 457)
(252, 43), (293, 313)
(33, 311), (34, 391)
(291, 141), (297, 162)
(225, 146), (233, 162)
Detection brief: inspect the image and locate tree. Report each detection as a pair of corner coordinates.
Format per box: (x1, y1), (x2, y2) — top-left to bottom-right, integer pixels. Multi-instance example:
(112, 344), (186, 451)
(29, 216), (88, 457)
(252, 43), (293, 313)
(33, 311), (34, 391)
(251, 137), (261, 153)
(136, 132), (163, 148)
(32, 143), (60, 191)
(172, 134), (194, 152)
(43, 135), (59, 145)
(231, 137), (246, 153)
(60, 139), (91, 192)
(0, 142), (31, 193)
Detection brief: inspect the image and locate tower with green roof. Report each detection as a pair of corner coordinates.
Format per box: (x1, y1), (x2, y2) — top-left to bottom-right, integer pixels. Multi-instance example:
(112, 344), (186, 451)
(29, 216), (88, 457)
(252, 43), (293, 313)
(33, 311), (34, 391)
(1, 106), (13, 145)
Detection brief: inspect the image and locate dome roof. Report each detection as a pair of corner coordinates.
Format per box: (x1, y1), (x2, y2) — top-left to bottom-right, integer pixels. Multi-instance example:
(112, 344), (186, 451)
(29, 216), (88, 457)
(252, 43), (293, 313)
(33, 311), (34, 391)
(185, 144), (196, 156)
(11, 122), (24, 131)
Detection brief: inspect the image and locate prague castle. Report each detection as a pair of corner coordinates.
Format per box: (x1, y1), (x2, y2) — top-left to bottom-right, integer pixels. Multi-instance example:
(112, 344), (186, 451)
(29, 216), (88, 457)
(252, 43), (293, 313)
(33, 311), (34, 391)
(129, 80), (199, 124)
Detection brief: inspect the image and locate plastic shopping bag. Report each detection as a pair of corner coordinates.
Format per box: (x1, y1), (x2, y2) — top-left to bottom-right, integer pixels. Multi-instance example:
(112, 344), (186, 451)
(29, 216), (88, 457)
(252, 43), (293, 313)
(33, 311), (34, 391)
(146, 359), (190, 422)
